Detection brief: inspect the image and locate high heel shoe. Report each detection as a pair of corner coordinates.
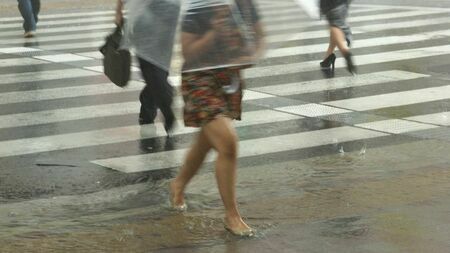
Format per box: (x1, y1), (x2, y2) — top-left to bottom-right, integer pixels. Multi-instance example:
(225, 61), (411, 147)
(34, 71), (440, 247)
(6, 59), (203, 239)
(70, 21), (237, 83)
(344, 52), (357, 75)
(320, 53), (336, 71)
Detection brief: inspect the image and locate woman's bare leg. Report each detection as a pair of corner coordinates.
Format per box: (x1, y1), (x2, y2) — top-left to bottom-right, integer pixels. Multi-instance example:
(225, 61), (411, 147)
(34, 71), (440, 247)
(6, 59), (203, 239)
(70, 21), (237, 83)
(330, 26), (349, 55)
(202, 117), (251, 232)
(325, 29), (337, 57)
(171, 129), (212, 207)
(331, 25), (356, 73)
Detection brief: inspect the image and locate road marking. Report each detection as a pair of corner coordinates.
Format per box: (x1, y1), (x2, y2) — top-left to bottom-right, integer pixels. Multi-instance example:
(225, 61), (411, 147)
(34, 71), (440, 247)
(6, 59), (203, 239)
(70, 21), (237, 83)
(323, 85), (450, 111)
(265, 9), (448, 33)
(268, 16), (450, 43)
(0, 81), (144, 105)
(34, 53), (93, 63)
(92, 126), (387, 173)
(244, 45), (450, 78)
(355, 119), (439, 134)
(0, 90), (273, 129)
(276, 104), (352, 117)
(0, 15), (115, 29)
(0, 68), (100, 85)
(253, 71), (429, 96)
(0, 57), (49, 67)
(83, 65), (141, 73)
(405, 112), (450, 126)
(352, 3), (450, 12)
(0, 10), (116, 22)
(0, 23), (114, 38)
(37, 41), (105, 51)
(0, 109), (302, 158)
(266, 29), (450, 58)
(75, 51), (103, 59)
(0, 47), (42, 54)
(0, 31), (110, 45)
(25, 14), (450, 52)
(1, 8), (445, 46)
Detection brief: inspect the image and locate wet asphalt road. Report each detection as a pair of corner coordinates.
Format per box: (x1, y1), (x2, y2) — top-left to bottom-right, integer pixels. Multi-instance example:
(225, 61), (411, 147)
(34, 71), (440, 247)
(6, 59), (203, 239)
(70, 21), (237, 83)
(0, 0), (450, 252)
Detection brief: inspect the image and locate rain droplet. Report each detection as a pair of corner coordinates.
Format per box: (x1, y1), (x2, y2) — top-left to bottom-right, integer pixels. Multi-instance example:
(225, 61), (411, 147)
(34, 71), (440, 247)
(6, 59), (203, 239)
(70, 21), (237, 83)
(339, 146), (345, 154)
(359, 146), (366, 156)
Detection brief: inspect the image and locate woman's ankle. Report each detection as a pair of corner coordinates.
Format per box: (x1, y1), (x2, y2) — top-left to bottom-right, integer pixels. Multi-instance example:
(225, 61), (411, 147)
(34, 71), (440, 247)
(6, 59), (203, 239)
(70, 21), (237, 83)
(170, 179), (185, 203)
(340, 48), (351, 56)
(224, 214), (250, 230)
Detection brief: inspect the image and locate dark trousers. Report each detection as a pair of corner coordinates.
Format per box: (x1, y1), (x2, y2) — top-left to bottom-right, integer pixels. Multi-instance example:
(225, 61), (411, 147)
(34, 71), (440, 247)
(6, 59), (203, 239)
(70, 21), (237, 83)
(138, 57), (175, 125)
(18, 0), (40, 32)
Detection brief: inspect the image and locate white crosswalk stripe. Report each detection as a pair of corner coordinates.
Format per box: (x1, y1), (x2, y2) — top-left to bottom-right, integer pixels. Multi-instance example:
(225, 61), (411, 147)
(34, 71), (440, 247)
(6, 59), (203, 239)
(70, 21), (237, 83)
(244, 45), (450, 78)
(0, 3), (449, 174)
(253, 70), (429, 96)
(0, 90), (274, 129)
(92, 126), (389, 173)
(323, 85), (450, 111)
(0, 110), (302, 158)
(0, 70), (428, 129)
(0, 68), (100, 85)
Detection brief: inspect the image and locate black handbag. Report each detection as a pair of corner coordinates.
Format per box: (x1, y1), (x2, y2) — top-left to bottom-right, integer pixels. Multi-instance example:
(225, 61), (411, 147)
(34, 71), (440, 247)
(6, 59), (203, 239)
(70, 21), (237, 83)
(99, 25), (131, 87)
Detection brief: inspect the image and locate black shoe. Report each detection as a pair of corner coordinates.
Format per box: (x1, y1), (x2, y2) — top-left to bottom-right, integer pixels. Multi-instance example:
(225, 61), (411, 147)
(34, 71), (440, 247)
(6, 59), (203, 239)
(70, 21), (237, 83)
(139, 106), (157, 125)
(138, 117), (154, 125)
(343, 52), (357, 75)
(320, 53), (336, 71)
(164, 114), (175, 136)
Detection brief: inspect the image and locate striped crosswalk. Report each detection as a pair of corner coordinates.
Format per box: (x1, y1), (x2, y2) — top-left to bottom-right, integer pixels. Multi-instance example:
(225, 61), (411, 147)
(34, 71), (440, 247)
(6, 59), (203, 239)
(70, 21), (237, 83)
(1, 1), (449, 177)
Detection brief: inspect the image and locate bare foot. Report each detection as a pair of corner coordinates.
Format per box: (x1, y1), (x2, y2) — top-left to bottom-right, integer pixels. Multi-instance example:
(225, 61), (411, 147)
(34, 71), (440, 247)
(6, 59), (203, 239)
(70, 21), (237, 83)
(224, 216), (255, 237)
(169, 180), (186, 211)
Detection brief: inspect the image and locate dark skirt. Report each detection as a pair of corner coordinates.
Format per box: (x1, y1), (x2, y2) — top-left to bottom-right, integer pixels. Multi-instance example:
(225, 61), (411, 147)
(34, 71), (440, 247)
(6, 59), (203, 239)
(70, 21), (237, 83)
(323, 2), (352, 46)
(181, 69), (243, 128)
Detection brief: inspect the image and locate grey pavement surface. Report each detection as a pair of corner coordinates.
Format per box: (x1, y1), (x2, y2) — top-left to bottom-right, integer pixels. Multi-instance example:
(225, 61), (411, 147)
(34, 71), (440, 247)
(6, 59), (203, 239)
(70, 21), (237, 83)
(1, 0), (450, 252)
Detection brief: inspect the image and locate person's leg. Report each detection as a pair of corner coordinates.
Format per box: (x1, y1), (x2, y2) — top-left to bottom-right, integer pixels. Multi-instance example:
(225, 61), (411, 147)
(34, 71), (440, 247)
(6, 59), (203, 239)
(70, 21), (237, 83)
(139, 86), (157, 124)
(31, 0), (40, 24)
(329, 4), (356, 74)
(330, 26), (349, 55)
(330, 26), (356, 74)
(202, 116), (252, 234)
(138, 58), (175, 131)
(17, 0), (36, 33)
(320, 29), (338, 69)
(170, 129), (212, 207)
(138, 58), (158, 124)
(325, 31), (337, 57)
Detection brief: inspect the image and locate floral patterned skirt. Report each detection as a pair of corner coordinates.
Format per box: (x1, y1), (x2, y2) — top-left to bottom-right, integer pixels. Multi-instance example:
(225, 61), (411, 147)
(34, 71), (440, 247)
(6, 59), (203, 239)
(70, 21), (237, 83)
(181, 69), (243, 128)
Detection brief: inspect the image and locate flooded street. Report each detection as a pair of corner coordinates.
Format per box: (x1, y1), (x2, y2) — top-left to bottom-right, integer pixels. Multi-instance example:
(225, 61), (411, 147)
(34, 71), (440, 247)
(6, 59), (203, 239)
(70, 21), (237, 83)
(2, 138), (450, 252)
(1, 0), (450, 251)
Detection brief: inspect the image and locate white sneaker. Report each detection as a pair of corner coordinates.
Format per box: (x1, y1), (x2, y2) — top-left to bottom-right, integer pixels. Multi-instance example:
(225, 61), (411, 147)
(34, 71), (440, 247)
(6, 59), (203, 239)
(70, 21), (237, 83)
(24, 31), (35, 38)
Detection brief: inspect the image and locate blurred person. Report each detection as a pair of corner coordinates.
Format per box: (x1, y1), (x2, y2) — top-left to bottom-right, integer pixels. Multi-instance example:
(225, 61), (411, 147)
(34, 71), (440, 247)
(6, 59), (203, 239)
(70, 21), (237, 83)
(319, 0), (356, 74)
(115, 0), (178, 134)
(17, 0), (40, 38)
(170, 0), (264, 237)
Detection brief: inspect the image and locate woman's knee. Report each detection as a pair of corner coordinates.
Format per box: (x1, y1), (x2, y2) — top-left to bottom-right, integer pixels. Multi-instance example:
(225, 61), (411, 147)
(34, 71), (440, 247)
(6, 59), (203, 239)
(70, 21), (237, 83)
(216, 132), (238, 159)
(204, 119), (238, 159)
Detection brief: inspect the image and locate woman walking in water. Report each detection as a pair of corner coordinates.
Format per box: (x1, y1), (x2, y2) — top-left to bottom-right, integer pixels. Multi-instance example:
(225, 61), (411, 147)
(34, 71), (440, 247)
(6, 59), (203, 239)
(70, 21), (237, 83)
(170, 0), (264, 237)
(319, 0), (356, 74)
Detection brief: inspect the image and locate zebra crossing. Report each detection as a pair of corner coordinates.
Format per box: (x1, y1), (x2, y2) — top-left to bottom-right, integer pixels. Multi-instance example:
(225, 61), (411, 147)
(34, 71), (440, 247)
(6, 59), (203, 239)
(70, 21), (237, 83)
(1, 1), (450, 176)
